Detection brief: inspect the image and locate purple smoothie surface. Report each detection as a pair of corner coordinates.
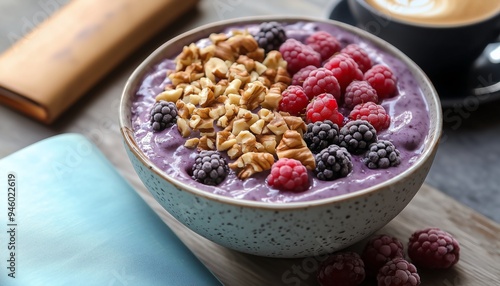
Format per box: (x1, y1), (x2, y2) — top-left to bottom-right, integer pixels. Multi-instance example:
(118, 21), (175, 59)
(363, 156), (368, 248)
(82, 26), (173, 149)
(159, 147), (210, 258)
(130, 21), (430, 203)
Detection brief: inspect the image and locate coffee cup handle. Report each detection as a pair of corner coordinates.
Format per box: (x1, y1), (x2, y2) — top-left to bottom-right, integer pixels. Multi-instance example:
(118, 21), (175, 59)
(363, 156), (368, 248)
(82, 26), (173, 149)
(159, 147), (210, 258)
(473, 39), (500, 97)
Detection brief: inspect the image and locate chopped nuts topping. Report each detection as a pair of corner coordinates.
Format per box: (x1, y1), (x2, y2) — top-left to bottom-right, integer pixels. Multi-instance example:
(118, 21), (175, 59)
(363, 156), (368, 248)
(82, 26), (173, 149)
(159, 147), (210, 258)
(163, 29), (311, 179)
(240, 81), (267, 111)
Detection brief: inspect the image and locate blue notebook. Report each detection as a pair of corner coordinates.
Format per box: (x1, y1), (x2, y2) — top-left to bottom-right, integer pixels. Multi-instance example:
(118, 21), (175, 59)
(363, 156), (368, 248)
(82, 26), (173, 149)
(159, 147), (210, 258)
(0, 134), (221, 286)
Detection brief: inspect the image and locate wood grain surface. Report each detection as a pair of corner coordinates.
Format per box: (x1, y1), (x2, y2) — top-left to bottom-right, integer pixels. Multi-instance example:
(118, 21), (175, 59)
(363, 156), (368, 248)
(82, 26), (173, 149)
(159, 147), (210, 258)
(132, 174), (500, 285)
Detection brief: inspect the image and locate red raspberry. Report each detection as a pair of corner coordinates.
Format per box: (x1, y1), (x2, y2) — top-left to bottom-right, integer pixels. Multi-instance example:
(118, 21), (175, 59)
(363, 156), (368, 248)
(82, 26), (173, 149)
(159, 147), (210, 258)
(344, 80), (379, 109)
(364, 64), (397, 99)
(303, 68), (341, 101)
(317, 252), (366, 286)
(267, 158), (309, 192)
(341, 44), (372, 73)
(377, 258), (420, 286)
(306, 31), (342, 61)
(279, 38), (321, 75)
(323, 53), (363, 93)
(279, 85), (309, 116)
(349, 102), (390, 131)
(407, 228), (460, 269)
(362, 234), (404, 277)
(292, 65), (316, 86)
(306, 93), (344, 126)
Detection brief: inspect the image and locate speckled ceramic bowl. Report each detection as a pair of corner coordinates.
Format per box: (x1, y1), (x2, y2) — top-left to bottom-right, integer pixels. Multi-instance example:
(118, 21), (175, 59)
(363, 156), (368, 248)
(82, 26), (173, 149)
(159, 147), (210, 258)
(119, 16), (442, 258)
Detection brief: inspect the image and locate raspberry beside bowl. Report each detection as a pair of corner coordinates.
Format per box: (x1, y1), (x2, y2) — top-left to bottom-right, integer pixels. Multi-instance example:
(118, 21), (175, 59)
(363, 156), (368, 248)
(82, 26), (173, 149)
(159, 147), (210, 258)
(119, 16), (442, 258)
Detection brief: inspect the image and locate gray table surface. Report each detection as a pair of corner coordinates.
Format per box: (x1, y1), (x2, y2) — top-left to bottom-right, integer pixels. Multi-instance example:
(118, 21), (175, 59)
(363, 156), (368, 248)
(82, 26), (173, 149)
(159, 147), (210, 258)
(0, 0), (498, 225)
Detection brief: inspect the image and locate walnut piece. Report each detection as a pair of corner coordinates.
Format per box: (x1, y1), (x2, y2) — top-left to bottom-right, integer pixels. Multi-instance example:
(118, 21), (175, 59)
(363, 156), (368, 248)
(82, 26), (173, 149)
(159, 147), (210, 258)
(257, 135), (277, 155)
(214, 41), (235, 61)
(199, 87), (216, 107)
(176, 100), (189, 119)
(176, 43), (200, 71)
(231, 118), (249, 136)
(155, 88), (183, 102)
(204, 57), (228, 82)
(266, 112), (289, 136)
(198, 136), (215, 151)
(200, 45), (216, 63)
(235, 130), (258, 153)
(261, 83), (283, 110)
(209, 33), (228, 44)
(227, 34), (259, 55)
(262, 50), (287, 70)
(236, 55), (255, 72)
(228, 152), (274, 179)
(240, 81), (267, 111)
(246, 48), (265, 62)
(184, 138), (199, 149)
(227, 144), (242, 160)
(228, 63), (251, 85)
(276, 130), (316, 170)
(275, 67), (291, 85)
(249, 119), (265, 134)
(283, 115), (307, 134)
(224, 79), (242, 96)
(177, 118), (191, 137)
(190, 108), (214, 132)
(216, 131), (237, 151)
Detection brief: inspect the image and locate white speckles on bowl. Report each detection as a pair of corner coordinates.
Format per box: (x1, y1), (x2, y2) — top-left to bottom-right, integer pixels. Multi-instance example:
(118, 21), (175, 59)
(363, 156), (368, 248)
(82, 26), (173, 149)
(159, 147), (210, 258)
(119, 16), (442, 258)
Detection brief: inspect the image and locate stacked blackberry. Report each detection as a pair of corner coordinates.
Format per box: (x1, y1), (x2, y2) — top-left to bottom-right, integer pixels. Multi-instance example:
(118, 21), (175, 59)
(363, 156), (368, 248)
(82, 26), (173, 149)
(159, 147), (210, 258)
(254, 21), (287, 53)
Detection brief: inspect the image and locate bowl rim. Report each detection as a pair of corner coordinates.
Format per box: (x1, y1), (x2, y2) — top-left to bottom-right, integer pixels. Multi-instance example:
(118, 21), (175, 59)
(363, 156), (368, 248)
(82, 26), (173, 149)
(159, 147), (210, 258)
(119, 15), (442, 210)
(348, 0), (500, 29)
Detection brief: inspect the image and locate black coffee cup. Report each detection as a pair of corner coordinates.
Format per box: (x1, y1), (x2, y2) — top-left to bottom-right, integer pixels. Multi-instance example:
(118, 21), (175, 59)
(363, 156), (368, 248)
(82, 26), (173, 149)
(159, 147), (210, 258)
(347, 0), (500, 78)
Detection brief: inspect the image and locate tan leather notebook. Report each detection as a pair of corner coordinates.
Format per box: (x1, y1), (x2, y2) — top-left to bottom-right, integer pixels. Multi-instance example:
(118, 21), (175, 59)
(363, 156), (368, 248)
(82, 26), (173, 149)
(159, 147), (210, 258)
(0, 0), (199, 124)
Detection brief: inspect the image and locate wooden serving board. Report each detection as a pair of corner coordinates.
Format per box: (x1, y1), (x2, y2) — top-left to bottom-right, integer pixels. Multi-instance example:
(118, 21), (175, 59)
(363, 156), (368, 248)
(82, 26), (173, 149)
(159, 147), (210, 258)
(135, 182), (500, 285)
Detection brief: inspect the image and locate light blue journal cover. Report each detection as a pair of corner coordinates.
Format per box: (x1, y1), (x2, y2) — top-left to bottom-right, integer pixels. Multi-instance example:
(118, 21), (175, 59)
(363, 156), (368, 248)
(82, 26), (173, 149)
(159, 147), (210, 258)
(0, 133), (221, 286)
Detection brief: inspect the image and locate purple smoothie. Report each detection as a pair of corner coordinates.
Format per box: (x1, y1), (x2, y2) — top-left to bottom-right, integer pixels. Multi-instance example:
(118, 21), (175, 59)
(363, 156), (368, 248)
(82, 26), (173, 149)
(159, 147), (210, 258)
(130, 22), (430, 203)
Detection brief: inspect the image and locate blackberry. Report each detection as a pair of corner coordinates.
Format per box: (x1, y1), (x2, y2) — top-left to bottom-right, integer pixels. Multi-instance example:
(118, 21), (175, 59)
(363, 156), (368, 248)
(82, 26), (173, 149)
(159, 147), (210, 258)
(150, 100), (178, 131)
(254, 21), (287, 53)
(192, 151), (229, 186)
(364, 140), (401, 169)
(339, 120), (377, 154)
(304, 120), (340, 153)
(314, 145), (353, 181)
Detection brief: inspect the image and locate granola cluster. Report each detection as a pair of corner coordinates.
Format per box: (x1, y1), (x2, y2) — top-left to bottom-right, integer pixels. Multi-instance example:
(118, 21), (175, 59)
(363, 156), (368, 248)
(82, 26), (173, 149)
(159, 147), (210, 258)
(156, 30), (315, 179)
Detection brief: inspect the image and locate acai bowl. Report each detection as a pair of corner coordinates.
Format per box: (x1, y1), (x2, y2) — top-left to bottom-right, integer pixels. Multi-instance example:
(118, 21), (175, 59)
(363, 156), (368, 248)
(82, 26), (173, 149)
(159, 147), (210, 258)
(120, 16), (442, 258)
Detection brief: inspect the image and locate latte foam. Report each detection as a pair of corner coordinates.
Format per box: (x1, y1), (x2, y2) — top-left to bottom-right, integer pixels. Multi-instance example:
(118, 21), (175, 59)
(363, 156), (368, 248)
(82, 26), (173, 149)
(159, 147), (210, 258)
(365, 0), (500, 26)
